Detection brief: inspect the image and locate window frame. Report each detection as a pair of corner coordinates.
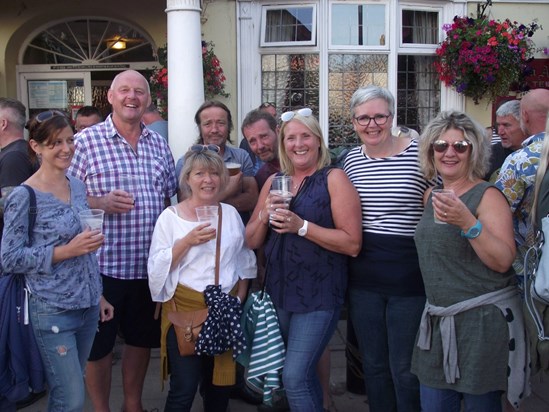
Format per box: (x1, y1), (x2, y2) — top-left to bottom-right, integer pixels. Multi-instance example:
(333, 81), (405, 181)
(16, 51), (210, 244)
(260, 4), (318, 47)
(398, 4), (443, 52)
(328, 1), (390, 51)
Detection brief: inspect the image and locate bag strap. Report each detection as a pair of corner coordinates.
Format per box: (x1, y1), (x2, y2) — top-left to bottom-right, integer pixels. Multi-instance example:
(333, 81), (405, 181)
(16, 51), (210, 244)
(214, 205), (222, 286)
(170, 204), (223, 310)
(20, 184), (37, 245)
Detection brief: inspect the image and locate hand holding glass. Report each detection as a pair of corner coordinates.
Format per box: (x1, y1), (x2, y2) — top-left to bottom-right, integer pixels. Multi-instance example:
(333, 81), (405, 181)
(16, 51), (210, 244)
(269, 176), (293, 224)
(79, 209), (105, 232)
(432, 189), (454, 224)
(195, 206), (218, 240)
(119, 174), (139, 203)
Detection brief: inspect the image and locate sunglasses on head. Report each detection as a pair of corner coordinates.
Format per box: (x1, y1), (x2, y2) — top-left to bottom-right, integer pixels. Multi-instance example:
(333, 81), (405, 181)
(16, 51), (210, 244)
(280, 107), (313, 122)
(35, 110), (67, 124)
(190, 144), (220, 153)
(432, 140), (472, 154)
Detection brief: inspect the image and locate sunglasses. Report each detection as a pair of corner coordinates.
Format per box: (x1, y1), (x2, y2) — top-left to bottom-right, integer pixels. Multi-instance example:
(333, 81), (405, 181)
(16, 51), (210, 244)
(432, 140), (472, 154)
(36, 110), (67, 124)
(280, 107), (313, 122)
(353, 114), (391, 127)
(190, 144), (220, 153)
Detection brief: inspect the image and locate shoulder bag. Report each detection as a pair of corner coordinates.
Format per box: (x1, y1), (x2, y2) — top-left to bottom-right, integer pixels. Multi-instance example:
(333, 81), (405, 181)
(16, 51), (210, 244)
(0, 184), (46, 403)
(166, 205), (222, 356)
(524, 215), (549, 341)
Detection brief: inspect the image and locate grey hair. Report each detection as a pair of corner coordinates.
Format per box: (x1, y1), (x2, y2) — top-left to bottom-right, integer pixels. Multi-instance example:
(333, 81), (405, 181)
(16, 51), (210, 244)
(350, 86), (395, 118)
(0, 97), (26, 130)
(496, 100), (521, 122)
(418, 111), (491, 181)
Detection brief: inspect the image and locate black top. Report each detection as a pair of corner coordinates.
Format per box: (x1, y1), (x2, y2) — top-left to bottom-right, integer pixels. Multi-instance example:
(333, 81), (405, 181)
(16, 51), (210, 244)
(0, 139), (37, 237)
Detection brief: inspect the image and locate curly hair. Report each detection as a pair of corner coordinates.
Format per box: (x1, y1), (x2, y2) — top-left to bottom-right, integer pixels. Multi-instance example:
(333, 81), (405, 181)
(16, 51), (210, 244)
(418, 111), (490, 181)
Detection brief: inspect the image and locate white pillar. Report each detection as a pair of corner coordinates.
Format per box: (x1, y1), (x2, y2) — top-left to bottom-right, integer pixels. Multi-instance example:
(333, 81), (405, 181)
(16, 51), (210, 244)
(166, 0), (204, 167)
(237, 0), (260, 130)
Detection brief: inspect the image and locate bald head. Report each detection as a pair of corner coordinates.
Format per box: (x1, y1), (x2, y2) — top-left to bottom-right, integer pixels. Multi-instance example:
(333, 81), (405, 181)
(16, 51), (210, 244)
(521, 89), (549, 136)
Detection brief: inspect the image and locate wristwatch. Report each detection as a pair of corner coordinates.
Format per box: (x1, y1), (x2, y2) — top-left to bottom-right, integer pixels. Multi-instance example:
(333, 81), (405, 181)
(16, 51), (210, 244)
(298, 220), (309, 237)
(460, 220), (482, 239)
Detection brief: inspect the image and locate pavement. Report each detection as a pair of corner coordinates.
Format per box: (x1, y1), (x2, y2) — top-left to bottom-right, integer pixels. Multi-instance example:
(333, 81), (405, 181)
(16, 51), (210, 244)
(22, 320), (549, 412)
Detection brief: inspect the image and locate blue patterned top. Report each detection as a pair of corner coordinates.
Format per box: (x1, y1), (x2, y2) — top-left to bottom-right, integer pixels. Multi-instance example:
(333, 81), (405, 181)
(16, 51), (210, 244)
(67, 115), (178, 280)
(495, 132), (546, 272)
(1, 176), (102, 309)
(265, 168), (347, 313)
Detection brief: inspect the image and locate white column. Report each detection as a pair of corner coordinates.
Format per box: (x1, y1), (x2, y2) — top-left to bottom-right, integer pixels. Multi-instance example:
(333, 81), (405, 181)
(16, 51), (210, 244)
(166, 0), (204, 167)
(237, 0), (261, 133)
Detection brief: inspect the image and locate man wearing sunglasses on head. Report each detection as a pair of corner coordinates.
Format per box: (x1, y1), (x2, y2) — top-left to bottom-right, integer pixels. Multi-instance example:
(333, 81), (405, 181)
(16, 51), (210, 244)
(68, 69), (178, 412)
(175, 100), (258, 223)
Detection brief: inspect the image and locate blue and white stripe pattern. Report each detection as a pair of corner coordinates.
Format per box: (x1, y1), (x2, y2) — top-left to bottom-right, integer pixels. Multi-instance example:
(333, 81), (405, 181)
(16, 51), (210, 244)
(238, 291), (285, 406)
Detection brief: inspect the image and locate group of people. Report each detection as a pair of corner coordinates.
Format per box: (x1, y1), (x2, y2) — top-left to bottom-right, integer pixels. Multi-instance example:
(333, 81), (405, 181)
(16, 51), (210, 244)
(0, 67), (548, 412)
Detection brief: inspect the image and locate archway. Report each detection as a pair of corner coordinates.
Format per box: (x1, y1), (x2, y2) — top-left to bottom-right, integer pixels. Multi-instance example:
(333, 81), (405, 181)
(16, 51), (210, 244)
(18, 17), (157, 120)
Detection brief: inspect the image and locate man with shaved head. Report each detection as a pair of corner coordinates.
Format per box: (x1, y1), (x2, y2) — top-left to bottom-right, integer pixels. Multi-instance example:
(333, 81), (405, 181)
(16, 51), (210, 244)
(496, 88), (549, 276)
(68, 70), (177, 412)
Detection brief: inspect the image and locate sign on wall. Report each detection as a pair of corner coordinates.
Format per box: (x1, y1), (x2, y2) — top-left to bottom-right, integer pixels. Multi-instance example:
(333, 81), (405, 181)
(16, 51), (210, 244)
(28, 80), (68, 109)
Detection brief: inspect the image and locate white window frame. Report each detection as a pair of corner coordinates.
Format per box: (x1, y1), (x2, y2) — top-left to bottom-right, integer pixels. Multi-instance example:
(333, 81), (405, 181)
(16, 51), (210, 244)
(260, 4), (318, 47)
(328, 1), (390, 51)
(398, 3), (443, 52)
(237, 0), (466, 139)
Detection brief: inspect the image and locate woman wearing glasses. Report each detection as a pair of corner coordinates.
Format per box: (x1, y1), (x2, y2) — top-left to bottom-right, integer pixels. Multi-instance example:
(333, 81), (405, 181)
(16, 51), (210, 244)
(246, 109), (362, 411)
(1, 110), (113, 412)
(412, 111), (525, 411)
(148, 146), (256, 412)
(343, 86), (434, 412)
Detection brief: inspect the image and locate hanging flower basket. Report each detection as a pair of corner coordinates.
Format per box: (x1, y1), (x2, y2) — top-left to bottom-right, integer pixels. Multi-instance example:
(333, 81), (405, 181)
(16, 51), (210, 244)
(149, 40), (229, 115)
(434, 15), (541, 104)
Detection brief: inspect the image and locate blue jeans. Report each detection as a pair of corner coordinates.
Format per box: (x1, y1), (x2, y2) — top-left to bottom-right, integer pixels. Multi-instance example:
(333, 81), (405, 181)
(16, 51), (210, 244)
(165, 326), (231, 412)
(348, 289), (425, 412)
(29, 295), (99, 412)
(420, 385), (503, 412)
(276, 307), (340, 412)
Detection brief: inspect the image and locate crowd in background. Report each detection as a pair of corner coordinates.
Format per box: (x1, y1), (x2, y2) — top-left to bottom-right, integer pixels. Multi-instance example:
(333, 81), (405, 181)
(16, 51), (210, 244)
(0, 70), (548, 412)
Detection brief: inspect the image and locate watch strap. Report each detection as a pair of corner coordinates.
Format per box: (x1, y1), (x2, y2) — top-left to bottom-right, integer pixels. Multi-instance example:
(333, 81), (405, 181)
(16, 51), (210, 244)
(460, 219), (482, 239)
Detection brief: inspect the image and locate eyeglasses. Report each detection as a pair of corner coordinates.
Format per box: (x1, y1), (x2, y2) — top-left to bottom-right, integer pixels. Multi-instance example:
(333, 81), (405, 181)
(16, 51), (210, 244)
(353, 114), (391, 127)
(36, 110), (67, 124)
(190, 144), (220, 153)
(432, 140), (472, 154)
(280, 108), (313, 122)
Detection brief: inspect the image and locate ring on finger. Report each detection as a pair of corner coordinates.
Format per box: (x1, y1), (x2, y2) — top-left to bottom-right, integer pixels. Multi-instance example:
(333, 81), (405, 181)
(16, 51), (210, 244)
(444, 212), (447, 217)
(287, 217), (291, 222)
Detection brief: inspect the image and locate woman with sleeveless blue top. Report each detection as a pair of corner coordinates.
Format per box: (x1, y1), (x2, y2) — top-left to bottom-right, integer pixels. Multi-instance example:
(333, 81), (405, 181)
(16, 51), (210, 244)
(246, 109), (362, 411)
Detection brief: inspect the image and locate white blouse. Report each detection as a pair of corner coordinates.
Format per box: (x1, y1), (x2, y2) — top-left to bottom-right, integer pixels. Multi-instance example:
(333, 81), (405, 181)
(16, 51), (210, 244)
(148, 203), (257, 302)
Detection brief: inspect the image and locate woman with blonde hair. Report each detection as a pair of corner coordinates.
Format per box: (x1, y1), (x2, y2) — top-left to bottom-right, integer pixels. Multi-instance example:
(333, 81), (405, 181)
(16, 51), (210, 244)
(148, 146), (256, 412)
(246, 108), (362, 411)
(413, 111), (527, 411)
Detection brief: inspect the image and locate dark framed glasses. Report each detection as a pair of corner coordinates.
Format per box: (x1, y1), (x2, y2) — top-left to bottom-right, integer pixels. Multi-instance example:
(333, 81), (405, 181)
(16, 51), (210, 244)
(36, 110), (67, 124)
(353, 114), (391, 127)
(280, 107), (313, 122)
(190, 144), (220, 153)
(432, 140), (472, 154)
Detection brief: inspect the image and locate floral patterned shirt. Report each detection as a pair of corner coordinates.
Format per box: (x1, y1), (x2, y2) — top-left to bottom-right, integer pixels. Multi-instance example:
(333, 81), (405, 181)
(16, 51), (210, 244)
(495, 132), (546, 273)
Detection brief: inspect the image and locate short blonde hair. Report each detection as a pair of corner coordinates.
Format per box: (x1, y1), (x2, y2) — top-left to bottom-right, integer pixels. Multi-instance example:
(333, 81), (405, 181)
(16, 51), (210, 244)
(418, 111), (490, 181)
(179, 150), (229, 197)
(278, 112), (330, 175)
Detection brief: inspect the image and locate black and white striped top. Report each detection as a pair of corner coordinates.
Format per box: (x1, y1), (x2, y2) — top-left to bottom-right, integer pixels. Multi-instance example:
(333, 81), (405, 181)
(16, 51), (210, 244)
(344, 139), (433, 237)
